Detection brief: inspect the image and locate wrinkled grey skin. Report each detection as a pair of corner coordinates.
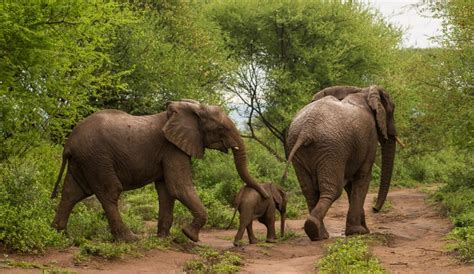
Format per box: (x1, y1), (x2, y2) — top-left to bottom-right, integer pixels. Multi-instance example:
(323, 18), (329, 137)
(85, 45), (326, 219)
(231, 183), (287, 246)
(51, 99), (269, 242)
(284, 86), (397, 241)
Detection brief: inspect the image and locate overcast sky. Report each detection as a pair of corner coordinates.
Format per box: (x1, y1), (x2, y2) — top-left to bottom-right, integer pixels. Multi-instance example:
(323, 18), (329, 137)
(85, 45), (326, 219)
(365, 0), (443, 48)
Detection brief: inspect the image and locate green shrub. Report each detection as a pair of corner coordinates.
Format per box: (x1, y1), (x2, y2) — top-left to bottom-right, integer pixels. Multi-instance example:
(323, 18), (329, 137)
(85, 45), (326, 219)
(0, 144), (69, 252)
(79, 241), (135, 259)
(316, 236), (385, 273)
(433, 156), (474, 263)
(447, 227), (474, 263)
(77, 236), (172, 261)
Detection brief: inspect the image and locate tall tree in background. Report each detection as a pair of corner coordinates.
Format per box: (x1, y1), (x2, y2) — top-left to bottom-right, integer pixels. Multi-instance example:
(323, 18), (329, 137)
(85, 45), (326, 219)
(0, 1), (233, 160)
(98, 0), (233, 114)
(423, 0), (473, 150)
(0, 2), (133, 158)
(206, 0), (401, 158)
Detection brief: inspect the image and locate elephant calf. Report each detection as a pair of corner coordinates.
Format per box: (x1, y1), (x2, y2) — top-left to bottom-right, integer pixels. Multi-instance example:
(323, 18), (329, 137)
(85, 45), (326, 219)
(231, 183), (287, 246)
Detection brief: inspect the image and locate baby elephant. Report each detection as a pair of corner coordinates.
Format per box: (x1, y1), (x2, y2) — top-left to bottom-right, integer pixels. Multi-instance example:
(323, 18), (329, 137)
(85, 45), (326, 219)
(231, 183), (287, 246)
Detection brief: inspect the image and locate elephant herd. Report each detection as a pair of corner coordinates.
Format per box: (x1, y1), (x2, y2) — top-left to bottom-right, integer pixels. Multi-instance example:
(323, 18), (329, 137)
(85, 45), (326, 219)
(51, 85), (397, 245)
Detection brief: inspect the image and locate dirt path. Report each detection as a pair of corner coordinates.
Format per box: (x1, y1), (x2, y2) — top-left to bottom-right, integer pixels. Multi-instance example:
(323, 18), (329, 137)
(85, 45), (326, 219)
(3, 188), (473, 273)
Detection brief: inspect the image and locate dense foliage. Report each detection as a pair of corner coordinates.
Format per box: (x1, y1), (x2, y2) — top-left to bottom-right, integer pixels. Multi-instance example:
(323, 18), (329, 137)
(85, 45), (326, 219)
(206, 0), (401, 147)
(0, 0), (472, 265)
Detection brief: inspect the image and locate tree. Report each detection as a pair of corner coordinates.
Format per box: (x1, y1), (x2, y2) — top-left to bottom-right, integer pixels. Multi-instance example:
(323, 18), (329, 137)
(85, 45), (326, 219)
(0, 2), (133, 159)
(206, 0), (401, 158)
(422, 0), (473, 150)
(97, 0), (234, 114)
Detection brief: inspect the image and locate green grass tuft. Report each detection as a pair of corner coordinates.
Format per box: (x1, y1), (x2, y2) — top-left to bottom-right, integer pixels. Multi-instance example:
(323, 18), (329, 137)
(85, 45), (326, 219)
(316, 236), (385, 274)
(183, 245), (243, 273)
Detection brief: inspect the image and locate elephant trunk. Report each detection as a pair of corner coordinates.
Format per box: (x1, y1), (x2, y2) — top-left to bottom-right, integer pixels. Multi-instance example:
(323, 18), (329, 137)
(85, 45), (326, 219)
(231, 134), (269, 198)
(280, 210), (286, 238)
(373, 138), (396, 212)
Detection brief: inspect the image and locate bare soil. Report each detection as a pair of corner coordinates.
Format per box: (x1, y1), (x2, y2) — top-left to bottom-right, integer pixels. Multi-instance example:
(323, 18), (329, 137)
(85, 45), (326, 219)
(2, 188), (473, 273)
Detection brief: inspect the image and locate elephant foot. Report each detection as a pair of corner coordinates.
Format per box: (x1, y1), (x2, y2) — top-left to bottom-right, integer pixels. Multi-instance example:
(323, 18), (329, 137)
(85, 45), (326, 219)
(249, 237), (258, 244)
(233, 239), (244, 247)
(304, 216), (329, 241)
(157, 230), (170, 238)
(51, 217), (68, 231)
(157, 227), (171, 238)
(182, 225), (200, 242)
(345, 225), (369, 236)
(115, 230), (139, 242)
(266, 238), (277, 243)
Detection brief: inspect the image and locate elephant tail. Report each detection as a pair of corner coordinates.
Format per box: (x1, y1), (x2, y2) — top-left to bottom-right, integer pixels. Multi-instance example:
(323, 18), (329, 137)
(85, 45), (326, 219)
(226, 188), (245, 230)
(281, 136), (306, 184)
(51, 150), (70, 199)
(226, 208), (238, 230)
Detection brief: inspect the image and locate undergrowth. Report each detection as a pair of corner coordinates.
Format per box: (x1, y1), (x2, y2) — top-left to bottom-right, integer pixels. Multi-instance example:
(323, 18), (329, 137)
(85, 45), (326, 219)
(433, 156), (473, 263)
(183, 245), (243, 273)
(316, 236), (385, 273)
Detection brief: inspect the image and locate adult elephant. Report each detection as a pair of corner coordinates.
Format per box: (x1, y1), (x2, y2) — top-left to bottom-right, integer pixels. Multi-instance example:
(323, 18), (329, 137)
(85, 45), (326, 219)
(51, 99), (269, 242)
(284, 85), (397, 240)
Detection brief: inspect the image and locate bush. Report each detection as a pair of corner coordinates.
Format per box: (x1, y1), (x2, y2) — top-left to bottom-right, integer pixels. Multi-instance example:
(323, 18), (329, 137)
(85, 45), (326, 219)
(433, 152), (473, 262)
(447, 227), (474, 263)
(316, 236), (385, 273)
(0, 144), (69, 252)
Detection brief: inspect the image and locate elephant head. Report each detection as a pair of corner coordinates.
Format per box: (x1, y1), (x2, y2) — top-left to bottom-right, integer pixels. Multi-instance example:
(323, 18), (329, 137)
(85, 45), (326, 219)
(270, 184), (287, 238)
(163, 100), (269, 198)
(312, 85), (397, 213)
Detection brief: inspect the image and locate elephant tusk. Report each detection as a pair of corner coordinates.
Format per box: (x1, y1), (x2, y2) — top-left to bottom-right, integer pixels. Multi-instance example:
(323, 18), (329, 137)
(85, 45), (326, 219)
(233, 146), (240, 150)
(395, 136), (406, 148)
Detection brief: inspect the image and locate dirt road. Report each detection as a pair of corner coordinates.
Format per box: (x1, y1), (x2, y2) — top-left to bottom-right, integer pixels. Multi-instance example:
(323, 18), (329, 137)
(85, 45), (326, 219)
(3, 188), (473, 273)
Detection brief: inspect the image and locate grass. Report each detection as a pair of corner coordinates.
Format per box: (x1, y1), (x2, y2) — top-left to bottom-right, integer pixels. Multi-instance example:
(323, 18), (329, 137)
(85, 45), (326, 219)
(183, 245), (243, 273)
(316, 236), (385, 274)
(74, 235), (172, 262)
(446, 227), (474, 263)
(0, 258), (75, 273)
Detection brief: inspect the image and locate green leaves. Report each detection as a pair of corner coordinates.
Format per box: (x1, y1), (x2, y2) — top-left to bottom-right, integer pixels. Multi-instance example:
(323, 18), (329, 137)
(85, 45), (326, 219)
(0, 2), (134, 157)
(206, 0), (402, 141)
(317, 236), (385, 273)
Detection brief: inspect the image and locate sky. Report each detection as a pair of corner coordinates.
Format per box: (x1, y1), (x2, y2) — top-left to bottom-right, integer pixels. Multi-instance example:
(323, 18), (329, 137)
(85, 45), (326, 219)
(364, 0), (443, 48)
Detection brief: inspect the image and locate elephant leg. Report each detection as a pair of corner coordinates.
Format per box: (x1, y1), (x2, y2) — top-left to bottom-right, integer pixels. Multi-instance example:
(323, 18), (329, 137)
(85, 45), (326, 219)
(93, 174), (137, 242)
(344, 183), (352, 203)
(52, 173), (90, 231)
(345, 171), (371, 236)
(293, 161), (319, 212)
(246, 222), (258, 244)
(262, 211), (277, 243)
(305, 164), (344, 241)
(155, 181), (175, 238)
(234, 212), (251, 246)
(163, 152), (207, 242)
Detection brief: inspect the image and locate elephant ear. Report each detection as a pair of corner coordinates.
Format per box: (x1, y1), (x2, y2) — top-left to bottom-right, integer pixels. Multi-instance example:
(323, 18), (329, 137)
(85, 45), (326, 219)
(312, 86), (362, 101)
(270, 184), (284, 211)
(367, 86), (389, 140)
(163, 101), (204, 159)
(379, 88), (397, 137)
